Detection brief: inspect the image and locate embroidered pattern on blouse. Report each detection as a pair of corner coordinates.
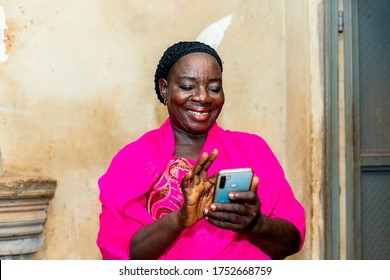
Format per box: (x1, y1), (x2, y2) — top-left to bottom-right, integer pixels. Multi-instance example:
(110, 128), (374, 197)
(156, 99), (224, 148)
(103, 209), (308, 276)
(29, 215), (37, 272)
(146, 157), (193, 220)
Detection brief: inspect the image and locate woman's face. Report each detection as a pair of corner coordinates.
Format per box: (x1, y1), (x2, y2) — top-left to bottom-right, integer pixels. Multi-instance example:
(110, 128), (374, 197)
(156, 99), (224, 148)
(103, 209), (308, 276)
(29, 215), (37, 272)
(160, 52), (225, 136)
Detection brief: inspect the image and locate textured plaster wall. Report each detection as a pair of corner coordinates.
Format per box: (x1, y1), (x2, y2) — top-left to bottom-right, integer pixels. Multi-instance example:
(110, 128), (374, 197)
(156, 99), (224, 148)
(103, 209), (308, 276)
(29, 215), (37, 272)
(0, 0), (324, 259)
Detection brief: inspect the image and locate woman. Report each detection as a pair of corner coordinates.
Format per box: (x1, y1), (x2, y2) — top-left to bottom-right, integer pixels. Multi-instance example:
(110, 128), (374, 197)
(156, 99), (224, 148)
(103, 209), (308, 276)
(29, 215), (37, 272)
(97, 41), (305, 260)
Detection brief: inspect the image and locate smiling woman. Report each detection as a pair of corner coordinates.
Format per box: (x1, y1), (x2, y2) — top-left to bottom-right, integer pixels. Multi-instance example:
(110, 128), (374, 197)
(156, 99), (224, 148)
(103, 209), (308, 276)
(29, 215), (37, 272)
(96, 41), (306, 260)
(159, 51), (225, 159)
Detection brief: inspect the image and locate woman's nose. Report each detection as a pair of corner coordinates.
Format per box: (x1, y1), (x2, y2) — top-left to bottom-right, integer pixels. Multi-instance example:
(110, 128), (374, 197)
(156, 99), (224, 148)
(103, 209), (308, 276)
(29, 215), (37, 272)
(192, 86), (211, 103)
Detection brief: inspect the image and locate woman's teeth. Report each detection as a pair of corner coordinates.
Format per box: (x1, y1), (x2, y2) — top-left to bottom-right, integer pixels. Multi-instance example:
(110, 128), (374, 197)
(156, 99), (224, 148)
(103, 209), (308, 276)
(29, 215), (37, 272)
(189, 111), (209, 116)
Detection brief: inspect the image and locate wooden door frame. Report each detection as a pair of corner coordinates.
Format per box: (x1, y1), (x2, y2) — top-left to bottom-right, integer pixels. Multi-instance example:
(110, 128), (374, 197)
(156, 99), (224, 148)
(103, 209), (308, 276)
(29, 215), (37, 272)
(325, 0), (340, 260)
(343, 0), (360, 259)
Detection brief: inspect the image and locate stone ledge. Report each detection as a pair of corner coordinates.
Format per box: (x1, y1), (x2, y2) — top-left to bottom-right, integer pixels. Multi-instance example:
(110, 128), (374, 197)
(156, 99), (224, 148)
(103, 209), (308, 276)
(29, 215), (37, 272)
(0, 173), (56, 199)
(0, 236), (43, 256)
(0, 174), (57, 258)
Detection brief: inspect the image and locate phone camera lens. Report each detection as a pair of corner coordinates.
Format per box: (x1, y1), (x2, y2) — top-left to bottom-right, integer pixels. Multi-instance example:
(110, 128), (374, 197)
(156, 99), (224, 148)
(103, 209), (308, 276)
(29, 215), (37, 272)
(220, 176), (226, 189)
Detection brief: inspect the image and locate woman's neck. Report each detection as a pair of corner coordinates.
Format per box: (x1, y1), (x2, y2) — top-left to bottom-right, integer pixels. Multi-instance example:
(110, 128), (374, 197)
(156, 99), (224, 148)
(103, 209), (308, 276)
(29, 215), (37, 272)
(172, 129), (208, 160)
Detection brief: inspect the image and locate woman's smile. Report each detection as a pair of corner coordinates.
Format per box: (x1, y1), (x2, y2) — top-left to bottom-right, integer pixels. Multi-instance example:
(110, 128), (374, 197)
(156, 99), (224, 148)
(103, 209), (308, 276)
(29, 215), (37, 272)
(187, 109), (211, 121)
(160, 52), (225, 136)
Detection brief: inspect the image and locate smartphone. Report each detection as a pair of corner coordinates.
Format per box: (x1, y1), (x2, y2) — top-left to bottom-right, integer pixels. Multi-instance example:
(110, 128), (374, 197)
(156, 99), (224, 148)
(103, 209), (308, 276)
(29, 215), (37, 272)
(213, 168), (253, 203)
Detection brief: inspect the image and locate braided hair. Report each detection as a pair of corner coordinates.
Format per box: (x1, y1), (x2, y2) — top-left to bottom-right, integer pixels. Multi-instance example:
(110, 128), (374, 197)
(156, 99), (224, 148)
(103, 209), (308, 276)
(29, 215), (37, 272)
(154, 41), (223, 103)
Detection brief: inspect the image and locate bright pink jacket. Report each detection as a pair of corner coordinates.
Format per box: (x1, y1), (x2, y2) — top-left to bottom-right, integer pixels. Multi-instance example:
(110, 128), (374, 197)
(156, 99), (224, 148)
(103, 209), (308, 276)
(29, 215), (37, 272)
(97, 118), (306, 259)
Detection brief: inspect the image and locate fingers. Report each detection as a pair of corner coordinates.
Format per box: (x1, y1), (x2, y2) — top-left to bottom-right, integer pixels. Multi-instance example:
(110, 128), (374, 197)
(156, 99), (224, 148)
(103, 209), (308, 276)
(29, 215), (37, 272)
(208, 202), (253, 216)
(204, 201), (261, 232)
(226, 176), (259, 203)
(204, 205), (258, 232)
(192, 149), (218, 177)
(205, 216), (241, 231)
(205, 185), (261, 217)
(201, 149), (218, 171)
(180, 149), (218, 192)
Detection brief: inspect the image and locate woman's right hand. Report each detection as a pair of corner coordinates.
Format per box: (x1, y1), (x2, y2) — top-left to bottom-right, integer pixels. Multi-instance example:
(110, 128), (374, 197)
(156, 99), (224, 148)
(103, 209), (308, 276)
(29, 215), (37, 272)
(131, 149), (218, 259)
(177, 149), (218, 227)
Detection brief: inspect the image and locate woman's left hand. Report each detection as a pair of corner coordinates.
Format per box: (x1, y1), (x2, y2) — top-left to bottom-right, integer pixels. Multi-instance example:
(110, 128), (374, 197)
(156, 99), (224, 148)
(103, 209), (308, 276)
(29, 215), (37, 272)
(204, 176), (263, 233)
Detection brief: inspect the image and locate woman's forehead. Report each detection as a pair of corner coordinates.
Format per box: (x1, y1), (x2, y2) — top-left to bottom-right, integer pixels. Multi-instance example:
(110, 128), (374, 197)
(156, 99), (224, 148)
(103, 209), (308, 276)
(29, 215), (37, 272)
(169, 52), (222, 76)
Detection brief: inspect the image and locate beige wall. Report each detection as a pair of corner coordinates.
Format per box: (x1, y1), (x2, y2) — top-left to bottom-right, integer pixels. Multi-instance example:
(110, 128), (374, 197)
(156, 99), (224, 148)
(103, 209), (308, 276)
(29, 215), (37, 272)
(0, 0), (324, 259)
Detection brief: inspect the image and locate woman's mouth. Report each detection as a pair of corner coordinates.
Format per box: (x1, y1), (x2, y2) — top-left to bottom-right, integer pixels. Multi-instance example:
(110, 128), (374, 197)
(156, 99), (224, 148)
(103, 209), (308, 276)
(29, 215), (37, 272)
(187, 110), (210, 121)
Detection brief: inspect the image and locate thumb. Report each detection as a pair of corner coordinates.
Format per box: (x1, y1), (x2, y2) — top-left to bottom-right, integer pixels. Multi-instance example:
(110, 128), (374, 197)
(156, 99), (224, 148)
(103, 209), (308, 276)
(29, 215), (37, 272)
(180, 170), (193, 190)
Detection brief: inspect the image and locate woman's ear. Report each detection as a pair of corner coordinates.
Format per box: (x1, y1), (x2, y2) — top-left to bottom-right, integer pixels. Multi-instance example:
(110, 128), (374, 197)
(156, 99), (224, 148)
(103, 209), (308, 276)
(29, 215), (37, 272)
(159, 78), (168, 102)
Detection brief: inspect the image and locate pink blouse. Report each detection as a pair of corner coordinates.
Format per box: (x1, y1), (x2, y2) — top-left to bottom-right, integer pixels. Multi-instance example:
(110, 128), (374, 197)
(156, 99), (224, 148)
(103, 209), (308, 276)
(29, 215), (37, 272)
(146, 157), (194, 220)
(97, 118), (306, 260)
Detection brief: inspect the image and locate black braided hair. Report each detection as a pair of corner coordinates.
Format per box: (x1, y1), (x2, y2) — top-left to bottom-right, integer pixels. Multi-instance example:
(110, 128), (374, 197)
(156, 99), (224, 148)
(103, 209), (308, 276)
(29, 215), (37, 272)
(154, 41), (223, 104)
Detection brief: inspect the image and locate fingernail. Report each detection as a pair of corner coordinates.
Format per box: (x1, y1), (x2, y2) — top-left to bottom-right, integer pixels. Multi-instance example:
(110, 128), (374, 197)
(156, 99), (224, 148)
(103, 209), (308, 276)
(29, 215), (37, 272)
(211, 204), (216, 211)
(203, 209), (208, 215)
(228, 193), (235, 199)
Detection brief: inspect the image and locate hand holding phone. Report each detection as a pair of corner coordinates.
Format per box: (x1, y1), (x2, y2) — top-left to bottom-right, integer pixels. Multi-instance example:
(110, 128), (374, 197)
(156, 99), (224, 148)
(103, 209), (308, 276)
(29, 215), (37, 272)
(213, 168), (253, 203)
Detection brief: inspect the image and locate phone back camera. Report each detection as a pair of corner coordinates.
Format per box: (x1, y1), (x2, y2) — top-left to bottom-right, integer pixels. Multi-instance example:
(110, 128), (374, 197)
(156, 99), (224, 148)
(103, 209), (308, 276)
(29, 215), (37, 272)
(219, 176), (226, 189)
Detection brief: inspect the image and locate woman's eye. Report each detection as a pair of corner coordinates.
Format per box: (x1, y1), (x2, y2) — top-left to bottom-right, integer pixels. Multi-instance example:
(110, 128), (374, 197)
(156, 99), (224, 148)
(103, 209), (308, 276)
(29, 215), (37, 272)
(180, 85), (194, 91)
(209, 87), (221, 93)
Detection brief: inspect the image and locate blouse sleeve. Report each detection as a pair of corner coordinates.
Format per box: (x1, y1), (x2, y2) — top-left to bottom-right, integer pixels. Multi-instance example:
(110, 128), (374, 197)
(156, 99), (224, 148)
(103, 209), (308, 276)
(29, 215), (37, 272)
(254, 138), (306, 250)
(96, 193), (144, 259)
(96, 158), (155, 260)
